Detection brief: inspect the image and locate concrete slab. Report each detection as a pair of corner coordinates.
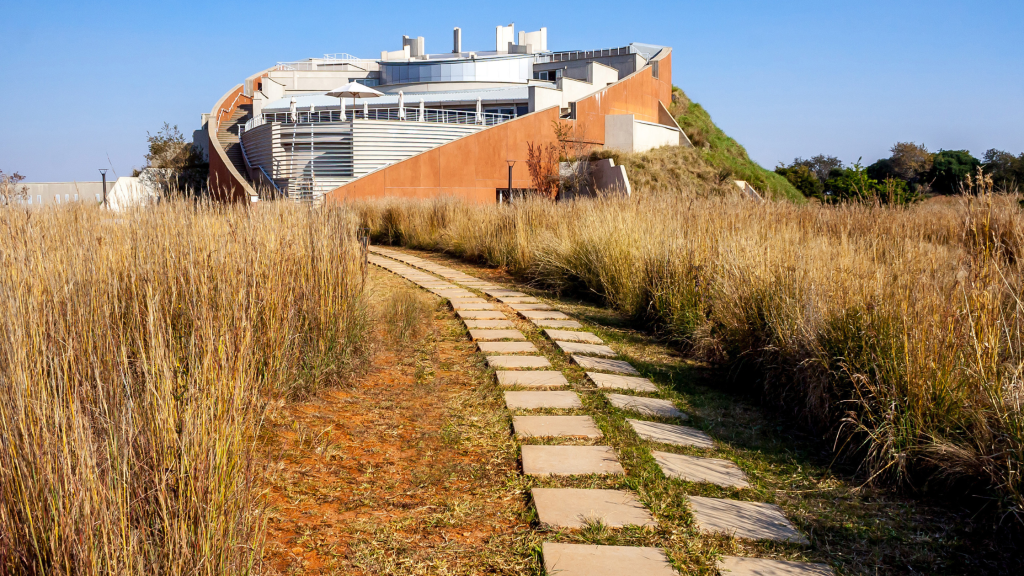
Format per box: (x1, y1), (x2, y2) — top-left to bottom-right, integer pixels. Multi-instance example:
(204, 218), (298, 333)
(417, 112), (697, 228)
(457, 310), (507, 320)
(719, 556), (834, 576)
(688, 496), (807, 544)
(533, 319), (585, 329)
(451, 302), (497, 310)
(606, 394), (687, 420)
(542, 543), (676, 576)
(572, 355), (639, 375)
(532, 488), (656, 528)
(499, 296), (540, 304)
(497, 371), (569, 388)
(447, 297), (488, 304)
(520, 310), (571, 320)
(545, 329), (603, 344)
(556, 341), (617, 356)
(510, 303), (553, 310)
(513, 415), (603, 438)
(485, 290), (528, 297)
(487, 356), (552, 369)
(628, 419), (713, 448)
(504, 390), (582, 409)
(653, 452), (749, 488)
(469, 329), (526, 341)
(587, 372), (658, 392)
(522, 445), (624, 476)
(478, 342), (538, 353)
(464, 320), (515, 329)
(434, 290), (477, 299)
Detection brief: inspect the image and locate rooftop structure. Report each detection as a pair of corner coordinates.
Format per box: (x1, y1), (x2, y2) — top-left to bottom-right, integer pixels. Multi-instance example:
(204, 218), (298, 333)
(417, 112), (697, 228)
(204, 24), (685, 203)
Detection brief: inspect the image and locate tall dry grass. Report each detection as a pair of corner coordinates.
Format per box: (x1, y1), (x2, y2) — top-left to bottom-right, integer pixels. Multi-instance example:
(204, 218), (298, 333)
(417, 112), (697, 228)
(0, 200), (368, 575)
(358, 193), (1024, 518)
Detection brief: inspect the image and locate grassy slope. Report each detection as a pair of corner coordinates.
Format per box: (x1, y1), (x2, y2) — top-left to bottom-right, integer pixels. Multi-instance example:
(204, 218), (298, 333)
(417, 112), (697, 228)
(592, 87), (803, 202)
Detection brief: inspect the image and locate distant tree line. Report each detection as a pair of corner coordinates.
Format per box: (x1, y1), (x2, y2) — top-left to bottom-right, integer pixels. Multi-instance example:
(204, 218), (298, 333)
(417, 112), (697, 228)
(775, 144), (1024, 204)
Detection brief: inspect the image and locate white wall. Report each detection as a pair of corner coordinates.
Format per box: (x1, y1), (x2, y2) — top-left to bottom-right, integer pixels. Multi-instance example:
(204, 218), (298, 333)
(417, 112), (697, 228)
(529, 86), (562, 112)
(20, 182), (108, 207)
(604, 115), (683, 153)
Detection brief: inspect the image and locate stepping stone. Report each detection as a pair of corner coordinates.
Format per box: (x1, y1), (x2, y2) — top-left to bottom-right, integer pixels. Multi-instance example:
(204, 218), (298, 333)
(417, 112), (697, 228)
(458, 310), (507, 320)
(487, 356), (551, 369)
(533, 319), (584, 329)
(545, 329), (602, 344)
(434, 290), (477, 299)
(497, 371), (568, 388)
(448, 297), (488, 304)
(522, 445), (624, 476)
(469, 329), (525, 341)
(510, 303), (552, 310)
(520, 310), (571, 320)
(653, 452), (749, 488)
(451, 302), (497, 310)
(628, 419), (713, 448)
(513, 415), (602, 438)
(556, 341), (617, 356)
(504, 390), (581, 409)
(542, 543), (675, 576)
(464, 320), (515, 329)
(587, 372), (657, 392)
(719, 556), (835, 576)
(532, 488), (656, 528)
(687, 496), (807, 544)
(499, 296), (540, 304)
(478, 342), (538, 353)
(572, 355), (639, 375)
(606, 394), (687, 419)
(485, 290), (528, 297)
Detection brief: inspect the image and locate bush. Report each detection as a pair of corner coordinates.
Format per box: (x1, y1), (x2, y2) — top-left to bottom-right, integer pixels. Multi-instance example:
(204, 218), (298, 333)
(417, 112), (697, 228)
(775, 165), (823, 197)
(824, 161), (917, 205)
(929, 150), (981, 194)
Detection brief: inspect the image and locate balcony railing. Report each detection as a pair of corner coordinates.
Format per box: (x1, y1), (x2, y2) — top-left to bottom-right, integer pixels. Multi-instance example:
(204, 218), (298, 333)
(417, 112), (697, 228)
(243, 107), (513, 132)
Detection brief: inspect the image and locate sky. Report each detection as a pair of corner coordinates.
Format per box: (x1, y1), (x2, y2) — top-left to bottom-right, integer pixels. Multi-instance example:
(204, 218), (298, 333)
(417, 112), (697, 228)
(2, 0), (1022, 182)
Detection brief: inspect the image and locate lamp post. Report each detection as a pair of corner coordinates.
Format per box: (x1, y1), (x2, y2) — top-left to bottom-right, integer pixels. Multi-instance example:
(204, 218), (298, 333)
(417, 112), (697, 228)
(98, 169), (108, 208)
(504, 160), (516, 204)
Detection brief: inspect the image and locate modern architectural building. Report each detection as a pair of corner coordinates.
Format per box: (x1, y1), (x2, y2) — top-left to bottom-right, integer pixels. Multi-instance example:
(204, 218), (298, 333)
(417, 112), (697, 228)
(204, 24), (684, 204)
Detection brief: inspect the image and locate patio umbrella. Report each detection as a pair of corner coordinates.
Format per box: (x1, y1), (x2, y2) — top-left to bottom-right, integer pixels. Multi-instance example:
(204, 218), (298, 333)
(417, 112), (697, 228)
(363, 101), (369, 118)
(309, 104), (316, 122)
(289, 97), (297, 123)
(475, 97), (482, 124)
(398, 90), (405, 120)
(418, 99), (425, 122)
(327, 82), (384, 121)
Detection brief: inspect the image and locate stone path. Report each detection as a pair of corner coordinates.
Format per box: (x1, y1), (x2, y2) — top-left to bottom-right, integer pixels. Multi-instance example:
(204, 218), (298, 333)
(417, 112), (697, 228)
(367, 247), (833, 575)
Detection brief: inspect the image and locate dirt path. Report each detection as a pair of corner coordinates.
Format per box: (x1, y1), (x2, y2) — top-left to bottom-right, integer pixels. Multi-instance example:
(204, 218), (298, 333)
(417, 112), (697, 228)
(257, 269), (534, 575)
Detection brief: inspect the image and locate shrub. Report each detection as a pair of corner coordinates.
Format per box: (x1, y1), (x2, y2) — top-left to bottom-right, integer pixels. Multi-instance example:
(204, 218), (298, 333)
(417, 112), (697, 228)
(775, 164), (823, 197)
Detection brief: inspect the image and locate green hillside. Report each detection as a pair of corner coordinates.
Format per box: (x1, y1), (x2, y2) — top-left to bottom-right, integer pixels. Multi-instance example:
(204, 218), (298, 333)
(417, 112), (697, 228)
(592, 87), (803, 202)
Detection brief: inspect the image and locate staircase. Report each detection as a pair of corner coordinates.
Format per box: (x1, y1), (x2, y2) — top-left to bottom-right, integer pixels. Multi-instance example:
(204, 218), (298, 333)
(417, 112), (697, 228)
(216, 104), (253, 185)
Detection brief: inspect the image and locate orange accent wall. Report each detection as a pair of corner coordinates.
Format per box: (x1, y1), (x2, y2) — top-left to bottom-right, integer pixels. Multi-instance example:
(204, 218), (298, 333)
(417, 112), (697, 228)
(208, 84), (252, 202)
(322, 51), (673, 204)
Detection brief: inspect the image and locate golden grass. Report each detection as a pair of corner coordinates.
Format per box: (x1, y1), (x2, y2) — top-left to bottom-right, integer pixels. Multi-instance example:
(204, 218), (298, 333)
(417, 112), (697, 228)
(0, 200), (368, 575)
(357, 193), (1024, 517)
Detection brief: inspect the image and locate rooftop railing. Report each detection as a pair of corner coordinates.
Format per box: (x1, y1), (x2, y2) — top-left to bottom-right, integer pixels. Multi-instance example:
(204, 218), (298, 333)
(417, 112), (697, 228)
(243, 107), (512, 132)
(540, 45), (651, 63)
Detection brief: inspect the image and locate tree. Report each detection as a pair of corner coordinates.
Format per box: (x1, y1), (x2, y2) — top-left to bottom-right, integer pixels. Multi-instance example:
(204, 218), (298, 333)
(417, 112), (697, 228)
(553, 120), (592, 197)
(0, 170), (28, 205)
(526, 141), (559, 199)
(774, 164), (823, 197)
(792, 155), (844, 184)
(823, 159), (917, 205)
(866, 158), (899, 182)
(929, 150), (981, 194)
(143, 123), (209, 194)
(889, 142), (933, 182)
(982, 148), (1023, 192)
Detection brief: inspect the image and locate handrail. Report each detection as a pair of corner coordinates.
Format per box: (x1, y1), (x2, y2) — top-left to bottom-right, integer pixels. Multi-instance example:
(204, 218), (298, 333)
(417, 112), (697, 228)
(245, 107), (512, 131)
(217, 90), (246, 125)
(543, 45), (650, 63)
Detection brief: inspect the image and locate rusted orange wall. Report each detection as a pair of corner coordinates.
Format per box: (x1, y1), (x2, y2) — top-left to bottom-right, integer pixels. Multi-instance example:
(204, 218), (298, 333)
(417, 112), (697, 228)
(325, 52), (673, 204)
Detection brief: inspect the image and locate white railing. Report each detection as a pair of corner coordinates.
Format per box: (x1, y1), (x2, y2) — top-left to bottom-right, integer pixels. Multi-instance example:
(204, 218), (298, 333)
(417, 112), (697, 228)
(244, 107), (512, 131)
(542, 45), (650, 63)
(323, 53), (360, 60)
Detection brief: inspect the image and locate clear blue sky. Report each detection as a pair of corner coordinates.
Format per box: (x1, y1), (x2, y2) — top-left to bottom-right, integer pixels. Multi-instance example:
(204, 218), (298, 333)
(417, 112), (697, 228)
(2, 0), (1022, 181)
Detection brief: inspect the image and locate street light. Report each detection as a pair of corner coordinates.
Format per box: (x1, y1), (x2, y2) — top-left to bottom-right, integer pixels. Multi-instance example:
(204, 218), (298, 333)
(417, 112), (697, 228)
(504, 160), (516, 205)
(98, 169), (108, 208)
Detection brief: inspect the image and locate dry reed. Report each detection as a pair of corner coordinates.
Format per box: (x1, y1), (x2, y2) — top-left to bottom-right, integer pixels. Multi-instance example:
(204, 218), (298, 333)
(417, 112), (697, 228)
(0, 200), (368, 575)
(357, 193), (1024, 518)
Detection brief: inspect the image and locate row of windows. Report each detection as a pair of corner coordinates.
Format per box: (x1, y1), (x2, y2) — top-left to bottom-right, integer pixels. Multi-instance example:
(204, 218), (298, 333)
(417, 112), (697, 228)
(8, 194), (102, 206)
(381, 57), (532, 85)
